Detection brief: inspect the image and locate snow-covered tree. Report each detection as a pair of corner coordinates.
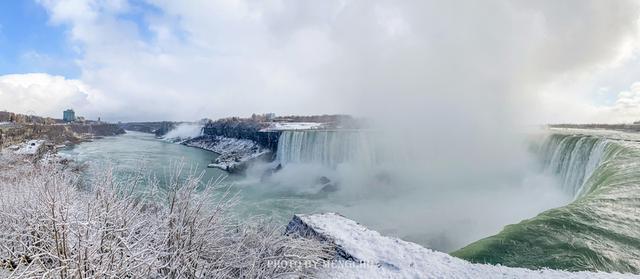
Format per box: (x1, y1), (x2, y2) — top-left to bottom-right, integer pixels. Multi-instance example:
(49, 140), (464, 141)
(0, 154), (331, 278)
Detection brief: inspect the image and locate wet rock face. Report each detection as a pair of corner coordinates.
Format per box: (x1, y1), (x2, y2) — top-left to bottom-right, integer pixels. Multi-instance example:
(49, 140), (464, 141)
(69, 124), (125, 137)
(202, 119), (281, 151)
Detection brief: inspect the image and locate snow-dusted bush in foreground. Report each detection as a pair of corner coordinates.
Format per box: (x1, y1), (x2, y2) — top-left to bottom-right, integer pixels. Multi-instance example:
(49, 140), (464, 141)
(0, 154), (332, 278)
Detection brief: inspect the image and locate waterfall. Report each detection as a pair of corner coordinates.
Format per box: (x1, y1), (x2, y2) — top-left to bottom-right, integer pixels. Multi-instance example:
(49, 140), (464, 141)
(538, 134), (621, 197)
(275, 130), (622, 197)
(276, 130), (377, 168)
(457, 132), (640, 272)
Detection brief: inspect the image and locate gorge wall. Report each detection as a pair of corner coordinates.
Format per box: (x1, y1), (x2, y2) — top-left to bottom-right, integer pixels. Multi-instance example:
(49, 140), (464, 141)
(0, 123), (125, 150)
(119, 121), (178, 137)
(202, 119), (281, 151)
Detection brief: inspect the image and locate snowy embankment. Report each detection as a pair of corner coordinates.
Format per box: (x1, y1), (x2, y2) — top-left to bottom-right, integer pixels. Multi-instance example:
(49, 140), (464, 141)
(183, 135), (270, 172)
(286, 213), (636, 279)
(12, 140), (45, 155)
(260, 122), (325, 131)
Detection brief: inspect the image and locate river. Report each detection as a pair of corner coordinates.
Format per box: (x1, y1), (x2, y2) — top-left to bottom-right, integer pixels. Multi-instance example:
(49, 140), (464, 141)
(60, 130), (574, 255)
(59, 131), (331, 224)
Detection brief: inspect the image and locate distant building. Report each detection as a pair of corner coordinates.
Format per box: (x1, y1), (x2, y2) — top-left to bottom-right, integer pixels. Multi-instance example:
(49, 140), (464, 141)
(265, 113), (276, 121)
(63, 109), (76, 122)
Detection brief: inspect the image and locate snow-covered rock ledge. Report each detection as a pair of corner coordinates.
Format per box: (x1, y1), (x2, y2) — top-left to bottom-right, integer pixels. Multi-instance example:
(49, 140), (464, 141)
(285, 213), (636, 278)
(11, 140), (46, 156)
(183, 135), (271, 173)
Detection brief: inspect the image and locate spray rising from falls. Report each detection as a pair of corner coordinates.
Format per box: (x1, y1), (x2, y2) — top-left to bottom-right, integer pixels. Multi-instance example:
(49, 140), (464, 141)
(276, 130), (378, 168)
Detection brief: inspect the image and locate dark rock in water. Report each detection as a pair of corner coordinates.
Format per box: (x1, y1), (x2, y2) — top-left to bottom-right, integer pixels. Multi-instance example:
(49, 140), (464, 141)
(316, 176), (331, 185)
(316, 176), (338, 193)
(306, 176), (339, 199)
(260, 163), (283, 182)
(320, 183), (338, 193)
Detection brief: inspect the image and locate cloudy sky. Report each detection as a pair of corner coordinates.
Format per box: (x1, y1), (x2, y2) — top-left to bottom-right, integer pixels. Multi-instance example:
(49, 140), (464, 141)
(1, 0), (640, 123)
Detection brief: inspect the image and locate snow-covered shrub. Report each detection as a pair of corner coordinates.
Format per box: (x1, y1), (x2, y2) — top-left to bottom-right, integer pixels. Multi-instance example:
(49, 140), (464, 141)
(0, 154), (332, 278)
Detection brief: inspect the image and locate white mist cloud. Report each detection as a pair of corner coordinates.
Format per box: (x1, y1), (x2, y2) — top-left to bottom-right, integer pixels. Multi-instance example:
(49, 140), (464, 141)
(162, 122), (203, 140)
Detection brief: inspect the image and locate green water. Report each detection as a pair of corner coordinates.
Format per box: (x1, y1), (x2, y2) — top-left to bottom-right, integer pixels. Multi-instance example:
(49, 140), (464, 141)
(453, 131), (640, 273)
(61, 131), (229, 181)
(60, 131), (328, 222)
(62, 129), (640, 272)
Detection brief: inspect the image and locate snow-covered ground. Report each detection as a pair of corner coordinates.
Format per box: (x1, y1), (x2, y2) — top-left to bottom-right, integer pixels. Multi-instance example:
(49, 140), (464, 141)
(183, 136), (269, 172)
(261, 122), (325, 131)
(0, 122), (19, 128)
(286, 213), (637, 279)
(14, 140), (45, 155)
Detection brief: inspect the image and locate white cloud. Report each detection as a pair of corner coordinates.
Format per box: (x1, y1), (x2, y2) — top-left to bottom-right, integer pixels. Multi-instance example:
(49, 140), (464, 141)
(599, 82), (640, 122)
(0, 73), (113, 119)
(535, 80), (640, 124)
(6, 0), (637, 124)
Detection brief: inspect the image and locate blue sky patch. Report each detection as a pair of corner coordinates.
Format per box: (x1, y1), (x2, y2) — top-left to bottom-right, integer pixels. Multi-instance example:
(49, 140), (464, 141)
(0, 0), (79, 77)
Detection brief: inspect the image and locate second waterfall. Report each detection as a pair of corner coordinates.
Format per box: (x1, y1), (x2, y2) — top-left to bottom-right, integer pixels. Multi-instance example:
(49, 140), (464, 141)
(276, 130), (378, 168)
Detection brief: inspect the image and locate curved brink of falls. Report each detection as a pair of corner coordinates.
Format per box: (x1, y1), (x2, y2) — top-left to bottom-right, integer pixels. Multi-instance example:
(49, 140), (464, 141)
(452, 133), (640, 273)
